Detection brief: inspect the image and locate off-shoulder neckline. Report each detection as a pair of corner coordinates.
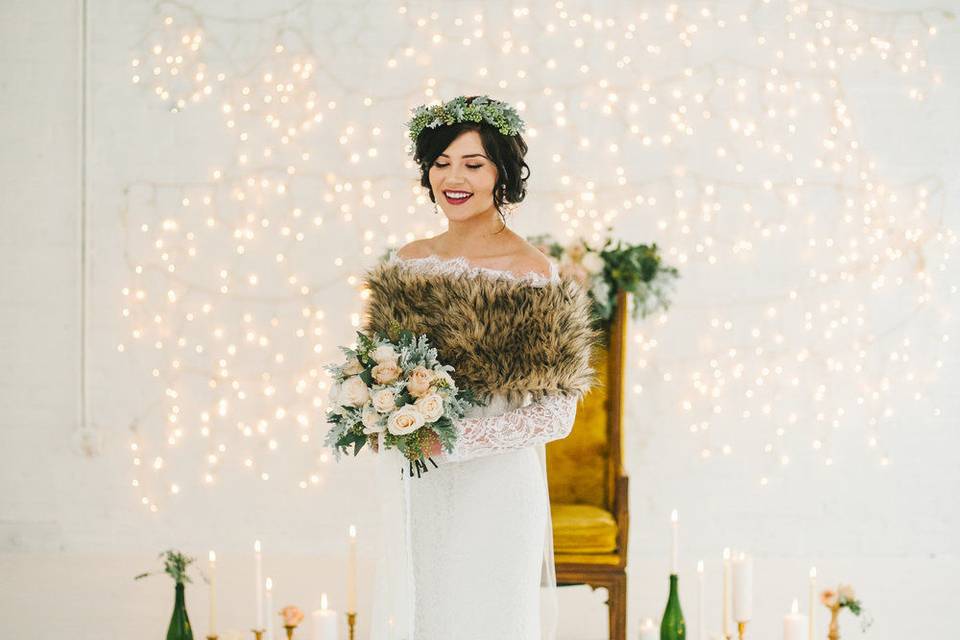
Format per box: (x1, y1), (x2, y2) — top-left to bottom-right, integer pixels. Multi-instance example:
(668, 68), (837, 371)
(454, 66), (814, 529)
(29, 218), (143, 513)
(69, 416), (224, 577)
(386, 248), (560, 287)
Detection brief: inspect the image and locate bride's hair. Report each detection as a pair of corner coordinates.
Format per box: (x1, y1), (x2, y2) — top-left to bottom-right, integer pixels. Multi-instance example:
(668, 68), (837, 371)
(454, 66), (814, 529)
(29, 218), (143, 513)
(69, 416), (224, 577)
(412, 96), (531, 221)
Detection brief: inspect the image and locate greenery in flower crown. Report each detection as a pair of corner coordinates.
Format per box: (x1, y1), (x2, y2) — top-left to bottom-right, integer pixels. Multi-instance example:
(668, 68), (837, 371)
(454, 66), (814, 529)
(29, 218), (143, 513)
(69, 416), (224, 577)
(405, 95), (526, 154)
(134, 549), (207, 585)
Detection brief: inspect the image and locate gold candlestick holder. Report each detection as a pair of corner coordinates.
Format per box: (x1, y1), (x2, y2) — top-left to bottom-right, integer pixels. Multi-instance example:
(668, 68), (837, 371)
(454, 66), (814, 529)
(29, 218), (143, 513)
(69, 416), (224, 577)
(737, 620), (748, 640)
(206, 636), (219, 640)
(283, 624), (298, 640)
(346, 611), (357, 640)
(250, 629), (265, 640)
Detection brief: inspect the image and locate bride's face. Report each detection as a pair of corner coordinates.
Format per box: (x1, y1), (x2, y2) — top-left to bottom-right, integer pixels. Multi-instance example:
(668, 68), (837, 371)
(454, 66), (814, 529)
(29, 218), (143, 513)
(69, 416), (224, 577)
(428, 130), (498, 220)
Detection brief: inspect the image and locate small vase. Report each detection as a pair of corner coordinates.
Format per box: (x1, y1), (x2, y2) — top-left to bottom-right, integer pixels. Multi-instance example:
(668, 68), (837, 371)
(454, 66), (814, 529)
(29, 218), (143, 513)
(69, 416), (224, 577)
(827, 606), (840, 640)
(166, 581), (194, 640)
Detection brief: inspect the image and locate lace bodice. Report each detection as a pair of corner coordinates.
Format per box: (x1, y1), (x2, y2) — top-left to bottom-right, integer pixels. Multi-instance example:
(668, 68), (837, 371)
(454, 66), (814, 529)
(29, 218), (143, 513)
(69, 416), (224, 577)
(385, 248), (575, 465)
(386, 248), (560, 287)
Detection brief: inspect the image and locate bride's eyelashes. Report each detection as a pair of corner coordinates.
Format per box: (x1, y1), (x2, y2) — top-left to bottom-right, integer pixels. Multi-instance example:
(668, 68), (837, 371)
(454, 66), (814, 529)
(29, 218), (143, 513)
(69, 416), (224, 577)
(432, 162), (484, 169)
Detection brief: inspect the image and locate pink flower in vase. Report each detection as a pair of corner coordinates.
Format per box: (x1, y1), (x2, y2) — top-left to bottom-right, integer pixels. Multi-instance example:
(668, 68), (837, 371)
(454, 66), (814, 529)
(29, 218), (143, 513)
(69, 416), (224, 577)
(280, 605), (304, 627)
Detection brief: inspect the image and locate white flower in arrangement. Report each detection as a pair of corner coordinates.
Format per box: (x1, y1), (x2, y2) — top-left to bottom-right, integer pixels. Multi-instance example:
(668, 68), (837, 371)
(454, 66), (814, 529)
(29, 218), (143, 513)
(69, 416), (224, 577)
(371, 388), (398, 414)
(406, 365), (436, 397)
(371, 343), (399, 363)
(342, 355), (364, 375)
(371, 360), (402, 384)
(581, 251), (605, 275)
(433, 367), (456, 389)
(387, 404), (426, 436)
(361, 404), (385, 434)
(339, 375), (370, 407)
(838, 584), (856, 602)
(414, 392), (445, 422)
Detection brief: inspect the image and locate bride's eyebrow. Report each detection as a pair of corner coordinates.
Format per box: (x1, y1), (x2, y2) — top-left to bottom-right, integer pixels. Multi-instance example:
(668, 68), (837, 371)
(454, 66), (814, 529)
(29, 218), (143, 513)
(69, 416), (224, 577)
(437, 153), (488, 159)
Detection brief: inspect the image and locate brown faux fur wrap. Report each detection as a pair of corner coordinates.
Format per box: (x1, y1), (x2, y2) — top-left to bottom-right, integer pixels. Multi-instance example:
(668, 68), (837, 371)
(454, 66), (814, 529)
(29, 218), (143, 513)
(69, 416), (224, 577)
(360, 259), (603, 405)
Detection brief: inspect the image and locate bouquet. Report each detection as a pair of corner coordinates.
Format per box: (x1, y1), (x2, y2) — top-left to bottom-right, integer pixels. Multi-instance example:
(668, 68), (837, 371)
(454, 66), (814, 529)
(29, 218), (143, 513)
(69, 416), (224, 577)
(323, 324), (480, 476)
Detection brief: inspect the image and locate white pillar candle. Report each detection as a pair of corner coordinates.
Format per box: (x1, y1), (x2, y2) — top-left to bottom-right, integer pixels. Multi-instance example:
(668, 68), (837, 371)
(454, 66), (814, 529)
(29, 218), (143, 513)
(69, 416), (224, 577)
(208, 550), (217, 636)
(266, 577), (274, 640)
(697, 560), (705, 640)
(347, 525), (358, 612)
(732, 552), (753, 622)
(784, 598), (807, 640)
(722, 548), (732, 637)
(808, 567), (817, 640)
(312, 592), (339, 640)
(638, 617), (657, 640)
(670, 509), (679, 575)
(255, 540), (264, 630)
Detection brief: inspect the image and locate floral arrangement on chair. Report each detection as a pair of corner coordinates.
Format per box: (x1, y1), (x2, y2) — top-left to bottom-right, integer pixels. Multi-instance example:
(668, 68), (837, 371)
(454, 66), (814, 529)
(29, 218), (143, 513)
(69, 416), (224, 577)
(527, 229), (679, 326)
(821, 584), (873, 638)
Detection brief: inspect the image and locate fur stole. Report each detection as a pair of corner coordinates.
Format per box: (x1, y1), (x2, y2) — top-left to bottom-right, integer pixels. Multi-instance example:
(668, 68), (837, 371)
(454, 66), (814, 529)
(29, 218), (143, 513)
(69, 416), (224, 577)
(360, 257), (603, 405)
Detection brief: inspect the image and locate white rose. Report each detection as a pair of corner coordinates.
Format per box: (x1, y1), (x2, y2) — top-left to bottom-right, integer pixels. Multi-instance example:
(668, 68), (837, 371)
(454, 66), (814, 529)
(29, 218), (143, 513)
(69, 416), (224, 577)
(837, 584), (856, 602)
(361, 404), (385, 433)
(372, 361), (402, 384)
(371, 344), (399, 364)
(406, 365), (435, 397)
(581, 251), (605, 275)
(414, 392), (444, 422)
(342, 356), (364, 375)
(338, 376), (370, 407)
(386, 405), (426, 436)
(371, 388), (398, 414)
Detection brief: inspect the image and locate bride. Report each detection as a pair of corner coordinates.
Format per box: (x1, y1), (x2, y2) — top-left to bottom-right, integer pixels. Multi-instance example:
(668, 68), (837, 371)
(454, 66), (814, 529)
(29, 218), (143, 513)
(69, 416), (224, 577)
(359, 95), (599, 640)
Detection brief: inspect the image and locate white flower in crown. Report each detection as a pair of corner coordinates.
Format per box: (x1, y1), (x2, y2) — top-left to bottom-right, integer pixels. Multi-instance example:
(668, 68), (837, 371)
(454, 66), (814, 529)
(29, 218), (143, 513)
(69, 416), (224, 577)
(386, 405), (426, 436)
(339, 376), (370, 407)
(371, 344), (399, 363)
(414, 392), (445, 422)
(361, 404), (385, 433)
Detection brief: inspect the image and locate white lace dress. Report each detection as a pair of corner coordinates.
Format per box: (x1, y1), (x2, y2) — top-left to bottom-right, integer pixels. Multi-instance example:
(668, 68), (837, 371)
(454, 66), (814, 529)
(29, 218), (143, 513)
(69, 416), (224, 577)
(368, 252), (578, 640)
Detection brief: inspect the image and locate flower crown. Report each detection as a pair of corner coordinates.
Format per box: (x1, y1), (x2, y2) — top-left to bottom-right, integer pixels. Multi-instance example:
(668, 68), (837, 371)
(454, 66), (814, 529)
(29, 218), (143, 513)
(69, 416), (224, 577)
(405, 95), (526, 156)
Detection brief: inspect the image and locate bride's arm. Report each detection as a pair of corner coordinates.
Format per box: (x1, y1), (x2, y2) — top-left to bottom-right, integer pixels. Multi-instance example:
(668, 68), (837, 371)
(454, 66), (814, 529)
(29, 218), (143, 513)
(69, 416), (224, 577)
(436, 393), (579, 464)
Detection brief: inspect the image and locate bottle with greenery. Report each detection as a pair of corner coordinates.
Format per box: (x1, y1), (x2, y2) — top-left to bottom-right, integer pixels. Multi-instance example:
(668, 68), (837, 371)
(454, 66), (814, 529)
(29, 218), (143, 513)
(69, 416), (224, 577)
(135, 549), (203, 640)
(660, 573), (686, 640)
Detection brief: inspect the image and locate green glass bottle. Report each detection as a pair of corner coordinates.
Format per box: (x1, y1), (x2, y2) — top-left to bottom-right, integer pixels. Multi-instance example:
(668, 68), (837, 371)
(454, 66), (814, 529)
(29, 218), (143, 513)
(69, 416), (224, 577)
(660, 573), (686, 640)
(166, 581), (194, 640)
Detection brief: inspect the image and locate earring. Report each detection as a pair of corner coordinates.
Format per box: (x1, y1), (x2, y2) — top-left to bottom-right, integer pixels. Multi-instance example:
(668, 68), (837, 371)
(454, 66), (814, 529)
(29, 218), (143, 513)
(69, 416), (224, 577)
(434, 202), (443, 215)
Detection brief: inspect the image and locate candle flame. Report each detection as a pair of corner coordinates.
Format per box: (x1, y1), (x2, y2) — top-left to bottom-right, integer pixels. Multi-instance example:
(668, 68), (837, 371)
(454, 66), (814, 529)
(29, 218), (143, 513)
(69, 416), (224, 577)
(670, 508), (678, 523)
(810, 566), (817, 579)
(266, 577), (272, 591)
(321, 592), (328, 610)
(723, 547), (731, 560)
(254, 539), (261, 553)
(209, 550), (216, 562)
(349, 524), (357, 537)
(791, 597), (799, 613)
(641, 618), (655, 629)
(697, 559), (704, 573)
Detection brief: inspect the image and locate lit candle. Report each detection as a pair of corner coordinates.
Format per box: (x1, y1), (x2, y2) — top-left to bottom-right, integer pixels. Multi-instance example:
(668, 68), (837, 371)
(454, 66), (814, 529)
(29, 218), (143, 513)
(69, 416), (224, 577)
(697, 560), (705, 640)
(208, 550), (217, 636)
(639, 617), (657, 640)
(670, 509), (679, 575)
(732, 552), (753, 623)
(808, 567), (817, 640)
(784, 598), (807, 640)
(311, 592), (339, 640)
(722, 548), (732, 637)
(266, 577), (274, 640)
(347, 525), (357, 612)
(255, 540), (264, 630)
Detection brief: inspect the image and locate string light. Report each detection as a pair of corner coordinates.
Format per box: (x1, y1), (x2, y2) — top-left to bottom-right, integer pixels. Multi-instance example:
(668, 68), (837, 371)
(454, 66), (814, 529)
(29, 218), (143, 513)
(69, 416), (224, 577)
(119, 1), (954, 509)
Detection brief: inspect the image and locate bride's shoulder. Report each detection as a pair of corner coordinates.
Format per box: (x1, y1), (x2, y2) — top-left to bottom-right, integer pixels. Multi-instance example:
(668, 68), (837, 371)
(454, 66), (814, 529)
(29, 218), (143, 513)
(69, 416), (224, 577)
(394, 238), (434, 260)
(506, 244), (553, 280)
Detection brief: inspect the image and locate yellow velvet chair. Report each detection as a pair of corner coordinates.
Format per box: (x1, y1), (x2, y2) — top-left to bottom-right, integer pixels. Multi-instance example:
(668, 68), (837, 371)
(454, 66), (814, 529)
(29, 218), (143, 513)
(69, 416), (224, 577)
(546, 289), (630, 640)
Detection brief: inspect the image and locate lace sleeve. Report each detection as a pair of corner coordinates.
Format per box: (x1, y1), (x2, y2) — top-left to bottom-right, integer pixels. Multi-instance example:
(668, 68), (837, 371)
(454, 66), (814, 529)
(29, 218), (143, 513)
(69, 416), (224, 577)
(438, 393), (579, 464)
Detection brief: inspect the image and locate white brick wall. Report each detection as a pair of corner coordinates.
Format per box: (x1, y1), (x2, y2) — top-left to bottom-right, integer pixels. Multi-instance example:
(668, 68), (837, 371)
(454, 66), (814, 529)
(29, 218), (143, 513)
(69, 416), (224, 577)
(2, 1), (957, 639)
